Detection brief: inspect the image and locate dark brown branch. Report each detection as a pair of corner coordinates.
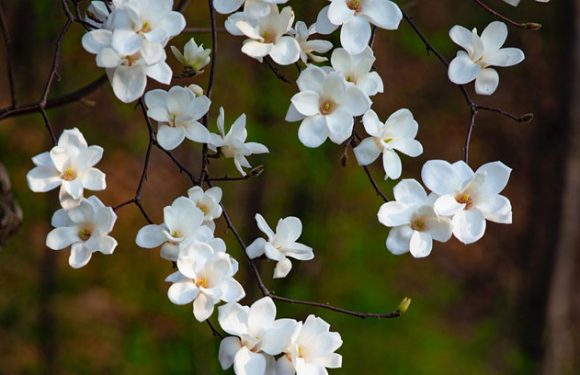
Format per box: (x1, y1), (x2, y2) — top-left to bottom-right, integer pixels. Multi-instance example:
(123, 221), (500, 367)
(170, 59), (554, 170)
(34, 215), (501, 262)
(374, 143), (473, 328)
(184, 27), (227, 33)
(471, 0), (542, 30)
(0, 2), (16, 108)
(264, 56), (291, 84)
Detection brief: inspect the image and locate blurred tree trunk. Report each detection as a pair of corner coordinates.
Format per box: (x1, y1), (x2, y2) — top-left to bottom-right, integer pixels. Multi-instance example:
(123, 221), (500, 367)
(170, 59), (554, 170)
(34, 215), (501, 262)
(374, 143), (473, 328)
(0, 163), (22, 246)
(542, 1), (580, 374)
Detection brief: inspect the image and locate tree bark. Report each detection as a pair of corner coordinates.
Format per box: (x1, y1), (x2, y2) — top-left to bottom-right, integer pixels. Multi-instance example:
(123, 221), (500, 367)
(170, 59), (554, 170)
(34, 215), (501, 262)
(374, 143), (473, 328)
(0, 162), (22, 246)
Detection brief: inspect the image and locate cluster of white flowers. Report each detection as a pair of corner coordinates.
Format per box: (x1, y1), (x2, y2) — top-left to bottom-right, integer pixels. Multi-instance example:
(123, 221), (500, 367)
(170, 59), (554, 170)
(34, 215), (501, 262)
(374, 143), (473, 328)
(20, 0), (546, 373)
(218, 297), (342, 375)
(27, 128), (118, 268)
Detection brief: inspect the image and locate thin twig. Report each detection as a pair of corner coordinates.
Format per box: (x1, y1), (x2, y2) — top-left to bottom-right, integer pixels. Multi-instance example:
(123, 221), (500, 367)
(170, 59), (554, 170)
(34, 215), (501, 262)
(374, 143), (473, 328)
(471, 0), (542, 30)
(0, 1), (16, 108)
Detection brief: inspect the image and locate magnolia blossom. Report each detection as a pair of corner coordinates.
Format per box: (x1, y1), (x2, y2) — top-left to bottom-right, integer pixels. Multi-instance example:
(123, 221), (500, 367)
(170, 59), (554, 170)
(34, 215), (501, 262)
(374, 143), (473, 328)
(316, 0), (402, 55)
(354, 109), (423, 180)
(85, 1), (110, 28)
(135, 197), (214, 261)
(166, 242), (245, 321)
(291, 21), (333, 63)
(448, 21), (525, 95)
(378, 179), (452, 258)
(215, 0), (287, 17)
(81, 0), (185, 102)
(208, 107), (269, 176)
(331, 47), (383, 97)
(144, 86), (211, 150)
(218, 297), (299, 375)
(276, 315), (343, 375)
(286, 65), (371, 148)
(187, 186), (223, 229)
(422, 160), (513, 244)
(236, 6), (301, 65)
(246, 214), (314, 278)
(46, 196), (117, 269)
(503, 0), (549, 6)
(27, 128), (106, 208)
(171, 38), (211, 72)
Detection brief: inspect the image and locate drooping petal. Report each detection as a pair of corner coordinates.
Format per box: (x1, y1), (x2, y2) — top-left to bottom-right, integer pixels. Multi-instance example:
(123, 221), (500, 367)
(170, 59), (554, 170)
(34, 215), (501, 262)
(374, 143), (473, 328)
(382, 149), (402, 180)
(234, 347), (267, 375)
(111, 66), (147, 103)
(193, 293), (215, 322)
(362, 0), (402, 30)
(409, 231), (433, 258)
(448, 52), (481, 85)
(273, 258), (292, 278)
(157, 125), (186, 151)
(353, 137), (381, 166)
(340, 16), (371, 56)
(452, 209), (487, 244)
(69, 243), (92, 269)
(474, 68), (499, 96)
(298, 115), (329, 148)
(219, 336), (242, 370)
(46, 227), (79, 250)
(386, 226), (412, 255)
(168, 281), (199, 305)
(270, 36), (300, 65)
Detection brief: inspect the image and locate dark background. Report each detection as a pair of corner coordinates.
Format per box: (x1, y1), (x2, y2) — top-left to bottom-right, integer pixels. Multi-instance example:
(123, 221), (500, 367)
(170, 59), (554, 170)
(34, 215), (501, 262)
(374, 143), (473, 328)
(0, 0), (578, 374)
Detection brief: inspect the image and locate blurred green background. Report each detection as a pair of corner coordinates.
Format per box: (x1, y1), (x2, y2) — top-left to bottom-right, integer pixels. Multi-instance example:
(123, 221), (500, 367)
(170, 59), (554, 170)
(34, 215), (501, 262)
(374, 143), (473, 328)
(0, 0), (578, 374)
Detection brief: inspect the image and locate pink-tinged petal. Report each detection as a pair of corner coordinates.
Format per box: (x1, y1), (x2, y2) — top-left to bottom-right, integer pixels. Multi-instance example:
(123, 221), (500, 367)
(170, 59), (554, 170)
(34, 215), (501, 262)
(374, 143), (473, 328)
(452, 209), (487, 244)
(480, 21), (508, 54)
(316, 5), (339, 35)
(434, 194), (465, 216)
(234, 347), (267, 375)
(475, 161), (512, 195)
(46, 227), (79, 250)
(474, 68), (499, 96)
(291, 91), (321, 116)
(136, 224), (166, 248)
(448, 52), (481, 85)
(409, 231), (433, 258)
(475, 194), (512, 224)
(486, 48), (525, 67)
(386, 226), (412, 255)
(270, 36), (300, 65)
(393, 179), (427, 204)
(382, 149), (402, 180)
(377, 201), (413, 227)
(421, 160), (459, 195)
(298, 115), (329, 148)
(193, 293), (215, 322)
(219, 336), (242, 370)
(111, 66), (147, 103)
(328, 0), (355, 25)
(353, 137), (381, 166)
(340, 16), (371, 55)
(273, 258), (292, 278)
(157, 125), (186, 151)
(69, 243), (92, 269)
(362, 0), (402, 29)
(27, 166), (61, 192)
(168, 281), (199, 305)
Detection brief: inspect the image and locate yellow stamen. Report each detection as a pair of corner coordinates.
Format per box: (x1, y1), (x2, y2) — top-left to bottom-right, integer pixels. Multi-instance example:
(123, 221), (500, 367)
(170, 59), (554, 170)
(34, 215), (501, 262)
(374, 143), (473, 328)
(411, 218), (426, 231)
(62, 167), (77, 181)
(196, 277), (209, 288)
(455, 193), (473, 209)
(320, 100), (336, 115)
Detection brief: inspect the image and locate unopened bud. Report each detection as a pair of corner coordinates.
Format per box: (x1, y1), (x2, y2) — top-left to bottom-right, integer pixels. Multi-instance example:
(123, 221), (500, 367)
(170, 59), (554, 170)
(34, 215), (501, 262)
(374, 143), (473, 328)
(187, 84), (204, 97)
(524, 23), (542, 31)
(398, 297), (412, 314)
(521, 113), (534, 123)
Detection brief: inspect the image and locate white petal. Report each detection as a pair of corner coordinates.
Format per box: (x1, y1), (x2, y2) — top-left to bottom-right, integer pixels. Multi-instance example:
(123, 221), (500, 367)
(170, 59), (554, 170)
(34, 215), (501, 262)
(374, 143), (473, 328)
(248, 297), (276, 334)
(452, 209), (487, 244)
(218, 303), (249, 337)
(342, 85), (371, 116)
(82, 29), (112, 54)
(221, 279), (245, 303)
(448, 52), (481, 85)
(234, 347), (267, 375)
(184, 122), (211, 143)
(219, 336), (242, 370)
(136, 224), (166, 248)
(260, 319), (299, 355)
(270, 36), (300, 65)
(291, 91), (321, 116)
(69, 243), (92, 269)
(340, 17), (371, 55)
(426, 217), (453, 242)
(144, 62), (173, 85)
(273, 258), (292, 278)
(386, 226), (412, 255)
(285, 103), (306, 122)
(475, 161), (511, 195)
(326, 109), (354, 144)
(26, 166), (60, 192)
(409, 231), (433, 258)
(328, 0), (355, 25)
(83, 169), (106, 191)
(393, 179), (427, 204)
(362, 109), (382, 137)
(433, 195), (465, 216)
(242, 40), (272, 60)
(382, 149), (402, 180)
(377, 201), (413, 227)
(421, 160), (459, 195)
(168, 281), (199, 305)
(486, 48), (525, 67)
(362, 0), (402, 30)
(449, 25), (475, 53)
(476, 194), (512, 224)
(298, 115), (329, 148)
(46, 227), (78, 250)
(111, 66), (147, 103)
(474, 68), (499, 96)
(315, 6), (339, 35)
(353, 137), (381, 165)
(193, 293), (215, 322)
(157, 125), (186, 151)
(213, 0), (244, 14)
(480, 21), (507, 54)
(297, 65), (326, 92)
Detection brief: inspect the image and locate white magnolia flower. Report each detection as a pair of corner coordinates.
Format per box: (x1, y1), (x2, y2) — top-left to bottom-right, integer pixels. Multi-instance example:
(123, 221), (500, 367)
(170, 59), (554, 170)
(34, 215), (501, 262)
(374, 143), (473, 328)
(421, 160), (513, 244)
(291, 21), (333, 63)
(503, 0), (549, 6)
(81, 0), (185, 102)
(286, 65), (371, 148)
(214, 0), (287, 16)
(236, 6), (301, 65)
(46, 196), (117, 269)
(144, 86), (211, 150)
(135, 197), (214, 261)
(171, 38), (211, 72)
(187, 186), (223, 229)
(316, 0), (402, 55)
(331, 47), (383, 97)
(166, 242), (245, 322)
(276, 315), (343, 375)
(85, 1), (111, 28)
(218, 297), (299, 375)
(377, 179), (452, 258)
(209, 107), (269, 176)
(27, 128), (106, 208)
(354, 109), (423, 180)
(246, 214), (314, 278)
(448, 21), (525, 95)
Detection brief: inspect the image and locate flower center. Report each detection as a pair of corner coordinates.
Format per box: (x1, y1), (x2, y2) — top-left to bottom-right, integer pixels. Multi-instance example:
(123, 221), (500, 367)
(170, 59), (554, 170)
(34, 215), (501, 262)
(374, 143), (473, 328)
(61, 167), (77, 181)
(410, 218), (426, 232)
(455, 193), (473, 209)
(126, 52), (141, 66)
(171, 230), (182, 238)
(261, 30), (276, 44)
(138, 21), (152, 34)
(195, 277), (209, 288)
(347, 0), (362, 13)
(319, 99), (336, 115)
(197, 202), (211, 215)
(221, 145), (236, 158)
(78, 227), (93, 241)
